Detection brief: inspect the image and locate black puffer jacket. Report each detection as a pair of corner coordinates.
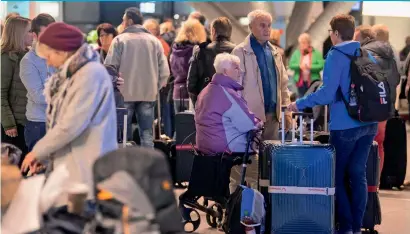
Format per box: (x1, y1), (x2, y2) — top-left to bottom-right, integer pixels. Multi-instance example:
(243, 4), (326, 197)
(362, 39), (401, 113)
(187, 38), (236, 105)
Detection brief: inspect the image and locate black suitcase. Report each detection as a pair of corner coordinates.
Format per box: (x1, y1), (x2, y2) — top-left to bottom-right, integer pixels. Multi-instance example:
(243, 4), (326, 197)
(154, 139), (177, 185)
(362, 141), (382, 232)
(380, 116), (407, 189)
(175, 111), (196, 184)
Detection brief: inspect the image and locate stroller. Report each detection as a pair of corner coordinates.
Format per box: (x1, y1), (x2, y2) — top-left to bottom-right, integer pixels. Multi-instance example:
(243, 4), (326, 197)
(178, 130), (262, 233)
(89, 146), (184, 234)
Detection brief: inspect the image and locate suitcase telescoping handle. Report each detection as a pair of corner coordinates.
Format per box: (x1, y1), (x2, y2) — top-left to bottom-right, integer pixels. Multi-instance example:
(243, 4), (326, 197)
(157, 92), (162, 137)
(291, 112), (314, 144)
(281, 106), (287, 143)
(324, 105), (328, 132)
(280, 106), (314, 144)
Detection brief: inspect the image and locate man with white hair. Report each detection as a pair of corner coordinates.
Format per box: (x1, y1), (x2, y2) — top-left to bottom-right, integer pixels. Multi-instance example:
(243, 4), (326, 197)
(232, 10), (291, 140)
(195, 53), (262, 190)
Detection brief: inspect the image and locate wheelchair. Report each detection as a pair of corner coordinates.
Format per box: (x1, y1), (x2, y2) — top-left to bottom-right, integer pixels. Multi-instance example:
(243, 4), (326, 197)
(178, 129), (262, 233)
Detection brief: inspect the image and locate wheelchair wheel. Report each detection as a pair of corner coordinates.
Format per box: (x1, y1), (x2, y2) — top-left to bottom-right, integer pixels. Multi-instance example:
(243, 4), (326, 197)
(206, 203), (224, 228)
(203, 198), (209, 207)
(182, 208), (201, 233)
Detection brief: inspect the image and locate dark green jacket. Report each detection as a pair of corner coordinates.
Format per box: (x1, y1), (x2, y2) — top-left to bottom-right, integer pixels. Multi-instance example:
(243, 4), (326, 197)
(1, 51), (28, 130)
(289, 48), (324, 84)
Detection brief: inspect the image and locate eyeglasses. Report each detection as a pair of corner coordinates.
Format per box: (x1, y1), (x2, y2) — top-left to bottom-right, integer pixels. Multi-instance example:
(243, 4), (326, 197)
(328, 29), (333, 35)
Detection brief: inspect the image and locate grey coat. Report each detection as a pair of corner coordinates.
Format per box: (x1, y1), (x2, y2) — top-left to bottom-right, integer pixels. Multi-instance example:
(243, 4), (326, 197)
(104, 25), (170, 102)
(32, 57), (118, 202)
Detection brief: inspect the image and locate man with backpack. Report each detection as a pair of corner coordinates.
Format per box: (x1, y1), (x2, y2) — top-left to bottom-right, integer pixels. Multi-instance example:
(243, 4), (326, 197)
(353, 25), (401, 177)
(187, 17), (236, 106)
(288, 14), (385, 234)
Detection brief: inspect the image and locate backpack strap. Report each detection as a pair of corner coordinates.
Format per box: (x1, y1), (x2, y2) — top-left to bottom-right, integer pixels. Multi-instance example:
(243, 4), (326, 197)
(332, 47), (356, 107)
(337, 86), (350, 108)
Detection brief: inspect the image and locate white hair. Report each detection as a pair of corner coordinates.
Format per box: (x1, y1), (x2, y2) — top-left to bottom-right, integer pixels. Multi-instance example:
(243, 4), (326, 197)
(214, 53), (240, 74)
(298, 33), (311, 43)
(247, 10), (272, 25)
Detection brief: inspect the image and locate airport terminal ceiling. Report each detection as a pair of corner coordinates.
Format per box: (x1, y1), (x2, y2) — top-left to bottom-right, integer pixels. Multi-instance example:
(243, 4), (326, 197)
(1, 1), (409, 51)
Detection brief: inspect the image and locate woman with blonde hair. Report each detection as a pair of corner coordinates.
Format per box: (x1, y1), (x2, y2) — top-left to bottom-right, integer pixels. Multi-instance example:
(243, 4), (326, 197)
(1, 16), (33, 163)
(170, 19), (206, 112)
(21, 22), (117, 206)
(289, 32), (324, 96)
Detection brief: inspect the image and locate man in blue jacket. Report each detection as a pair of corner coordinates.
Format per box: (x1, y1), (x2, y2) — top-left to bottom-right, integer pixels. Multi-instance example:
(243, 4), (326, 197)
(288, 15), (377, 234)
(20, 13), (56, 151)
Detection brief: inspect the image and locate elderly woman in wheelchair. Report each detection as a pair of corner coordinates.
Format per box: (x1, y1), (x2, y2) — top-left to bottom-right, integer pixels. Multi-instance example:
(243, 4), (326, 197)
(179, 53), (263, 232)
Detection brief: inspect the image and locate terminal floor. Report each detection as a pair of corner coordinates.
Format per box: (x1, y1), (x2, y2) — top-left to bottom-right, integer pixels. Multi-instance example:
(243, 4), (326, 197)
(175, 126), (410, 234)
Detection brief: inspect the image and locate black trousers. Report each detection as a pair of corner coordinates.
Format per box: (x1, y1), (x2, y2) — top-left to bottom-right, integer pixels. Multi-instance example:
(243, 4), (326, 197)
(1, 124), (28, 167)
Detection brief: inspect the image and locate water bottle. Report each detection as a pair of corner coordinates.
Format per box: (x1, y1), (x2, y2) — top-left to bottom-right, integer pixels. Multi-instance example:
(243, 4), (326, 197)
(242, 211), (256, 234)
(349, 84), (357, 106)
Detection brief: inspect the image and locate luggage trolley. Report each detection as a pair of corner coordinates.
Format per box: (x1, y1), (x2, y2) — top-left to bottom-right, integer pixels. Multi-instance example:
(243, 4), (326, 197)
(178, 129), (262, 233)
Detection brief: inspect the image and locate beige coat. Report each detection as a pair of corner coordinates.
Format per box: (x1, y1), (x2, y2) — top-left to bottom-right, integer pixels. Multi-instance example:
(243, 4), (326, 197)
(232, 35), (292, 126)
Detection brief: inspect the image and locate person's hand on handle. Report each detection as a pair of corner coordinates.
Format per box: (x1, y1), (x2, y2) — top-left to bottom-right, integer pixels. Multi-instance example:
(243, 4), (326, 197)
(21, 151), (38, 174)
(254, 120), (264, 131)
(116, 73), (124, 88)
(5, 128), (18, 137)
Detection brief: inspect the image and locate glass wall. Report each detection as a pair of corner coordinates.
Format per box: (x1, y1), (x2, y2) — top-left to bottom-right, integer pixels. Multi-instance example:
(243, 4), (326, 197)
(1, 1), (62, 21)
(35, 1), (62, 21)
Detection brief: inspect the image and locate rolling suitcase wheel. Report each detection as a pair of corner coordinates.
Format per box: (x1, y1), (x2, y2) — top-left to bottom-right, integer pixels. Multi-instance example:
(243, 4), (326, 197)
(205, 203), (224, 228)
(364, 229), (379, 234)
(203, 198), (209, 207)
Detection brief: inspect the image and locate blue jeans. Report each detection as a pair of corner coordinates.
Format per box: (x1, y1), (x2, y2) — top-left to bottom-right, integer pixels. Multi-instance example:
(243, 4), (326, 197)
(24, 121), (46, 152)
(124, 101), (155, 148)
(330, 124), (377, 233)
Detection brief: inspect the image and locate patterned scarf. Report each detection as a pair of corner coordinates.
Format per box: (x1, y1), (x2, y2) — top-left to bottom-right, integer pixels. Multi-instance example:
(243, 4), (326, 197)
(44, 43), (100, 131)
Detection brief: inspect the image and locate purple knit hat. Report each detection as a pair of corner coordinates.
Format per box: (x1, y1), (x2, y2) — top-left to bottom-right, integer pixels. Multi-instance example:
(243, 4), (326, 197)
(38, 22), (84, 51)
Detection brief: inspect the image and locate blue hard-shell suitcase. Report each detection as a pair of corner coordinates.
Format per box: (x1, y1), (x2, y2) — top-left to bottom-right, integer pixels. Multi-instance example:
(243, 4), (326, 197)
(259, 111), (336, 234)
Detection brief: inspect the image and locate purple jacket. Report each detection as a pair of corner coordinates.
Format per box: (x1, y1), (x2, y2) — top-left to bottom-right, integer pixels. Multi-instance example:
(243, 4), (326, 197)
(170, 42), (195, 100)
(195, 74), (260, 155)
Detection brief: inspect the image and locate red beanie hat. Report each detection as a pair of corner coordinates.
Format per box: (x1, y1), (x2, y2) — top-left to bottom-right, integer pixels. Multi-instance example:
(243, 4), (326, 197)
(38, 22), (84, 52)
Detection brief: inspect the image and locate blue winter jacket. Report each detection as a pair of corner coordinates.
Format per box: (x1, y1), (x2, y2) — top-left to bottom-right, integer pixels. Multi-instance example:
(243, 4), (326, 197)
(296, 41), (376, 130)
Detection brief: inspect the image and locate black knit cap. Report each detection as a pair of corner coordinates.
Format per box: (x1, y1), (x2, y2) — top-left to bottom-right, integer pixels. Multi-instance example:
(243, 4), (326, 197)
(38, 22), (84, 52)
